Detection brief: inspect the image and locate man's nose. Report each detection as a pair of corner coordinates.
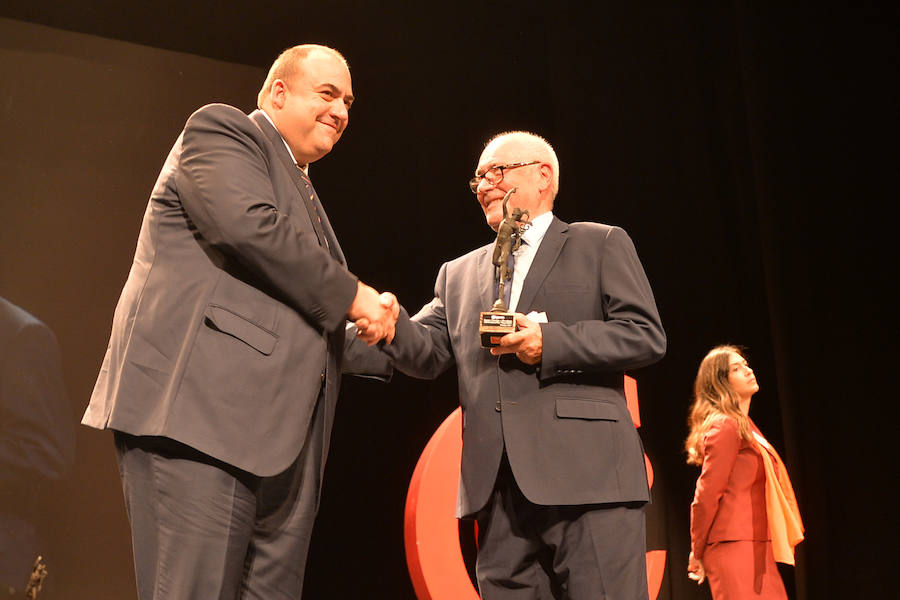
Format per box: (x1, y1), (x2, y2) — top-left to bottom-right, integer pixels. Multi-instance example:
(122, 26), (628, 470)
(330, 100), (349, 126)
(477, 177), (497, 193)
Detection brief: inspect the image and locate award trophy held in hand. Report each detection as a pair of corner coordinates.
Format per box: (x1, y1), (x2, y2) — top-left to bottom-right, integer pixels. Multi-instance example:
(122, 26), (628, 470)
(479, 187), (530, 347)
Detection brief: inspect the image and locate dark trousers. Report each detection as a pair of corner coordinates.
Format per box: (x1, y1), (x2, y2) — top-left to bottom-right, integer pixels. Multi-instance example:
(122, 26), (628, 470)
(475, 455), (649, 600)
(113, 399), (326, 600)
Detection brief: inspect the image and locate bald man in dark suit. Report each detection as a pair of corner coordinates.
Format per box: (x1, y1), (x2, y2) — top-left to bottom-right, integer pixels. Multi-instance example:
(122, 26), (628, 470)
(82, 45), (394, 599)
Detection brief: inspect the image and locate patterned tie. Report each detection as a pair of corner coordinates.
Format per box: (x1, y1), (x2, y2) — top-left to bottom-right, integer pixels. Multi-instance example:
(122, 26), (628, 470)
(296, 165), (333, 254)
(494, 247), (516, 310)
(503, 249), (515, 309)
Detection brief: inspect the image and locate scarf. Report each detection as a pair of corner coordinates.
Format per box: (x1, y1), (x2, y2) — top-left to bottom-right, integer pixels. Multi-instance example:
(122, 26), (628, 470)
(752, 430), (805, 565)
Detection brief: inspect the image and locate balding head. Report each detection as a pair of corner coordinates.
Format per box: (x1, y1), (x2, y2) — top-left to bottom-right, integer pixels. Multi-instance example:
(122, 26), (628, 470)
(474, 131), (559, 230)
(257, 44), (354, 166)
(258, 44), (349, 109)
(483, 131), (560, 198)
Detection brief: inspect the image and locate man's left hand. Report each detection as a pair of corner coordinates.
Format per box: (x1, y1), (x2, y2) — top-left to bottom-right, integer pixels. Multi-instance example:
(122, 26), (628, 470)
(490, 313), (542, 364)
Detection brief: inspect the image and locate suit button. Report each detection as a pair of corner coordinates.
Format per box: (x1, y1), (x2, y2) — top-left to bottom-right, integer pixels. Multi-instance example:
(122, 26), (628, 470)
(495, 400), (501, 412)
(320, 370), (326, 382)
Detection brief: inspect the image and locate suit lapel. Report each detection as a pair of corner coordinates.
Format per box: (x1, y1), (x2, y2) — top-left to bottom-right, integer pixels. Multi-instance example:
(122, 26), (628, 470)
(475, 245), (496, 311)
(249, 110), (311, 204)
(249, 111), (335, 255)
(516, 217), (568, 313)
(312, 195), (346, 265)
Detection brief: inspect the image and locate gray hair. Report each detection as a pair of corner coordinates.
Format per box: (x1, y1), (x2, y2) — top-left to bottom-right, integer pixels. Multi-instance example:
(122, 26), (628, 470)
(485, 131), (560, 197)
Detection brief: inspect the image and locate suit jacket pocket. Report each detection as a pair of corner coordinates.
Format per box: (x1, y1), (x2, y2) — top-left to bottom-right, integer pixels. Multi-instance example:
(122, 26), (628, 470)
(543, 282), (591, 293)
(555, 397), (619, 421)
(204, 305), (279, 355)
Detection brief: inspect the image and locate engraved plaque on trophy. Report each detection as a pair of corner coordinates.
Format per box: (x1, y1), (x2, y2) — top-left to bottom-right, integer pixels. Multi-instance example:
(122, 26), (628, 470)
(479, 311), (517, 348)
(479, 187), (529, 348)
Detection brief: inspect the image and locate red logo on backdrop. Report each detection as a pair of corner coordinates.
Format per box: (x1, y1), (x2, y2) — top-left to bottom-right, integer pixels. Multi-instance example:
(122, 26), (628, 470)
(404, 375), (666, 599)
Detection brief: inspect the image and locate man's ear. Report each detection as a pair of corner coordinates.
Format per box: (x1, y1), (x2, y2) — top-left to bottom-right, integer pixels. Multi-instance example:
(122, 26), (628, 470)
(270, 79), (288, 109)
(538, 164), (553, 192)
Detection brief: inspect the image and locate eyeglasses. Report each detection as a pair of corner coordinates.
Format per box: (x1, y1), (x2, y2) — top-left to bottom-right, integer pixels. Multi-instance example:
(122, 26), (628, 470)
(468, 161), (540, 193)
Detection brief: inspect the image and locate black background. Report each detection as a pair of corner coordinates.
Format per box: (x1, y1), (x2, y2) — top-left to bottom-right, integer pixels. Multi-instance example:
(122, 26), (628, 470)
(0, 2), (895, 598)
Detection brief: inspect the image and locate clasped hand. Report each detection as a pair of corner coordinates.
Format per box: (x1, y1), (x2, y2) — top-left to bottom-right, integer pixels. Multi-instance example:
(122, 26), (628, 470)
(349, 281), (399, 345)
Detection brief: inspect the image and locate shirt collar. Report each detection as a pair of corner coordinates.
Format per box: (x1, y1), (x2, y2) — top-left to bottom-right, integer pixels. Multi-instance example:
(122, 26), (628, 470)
(520, 211), (554, 248)
(259, 109), (309, 174)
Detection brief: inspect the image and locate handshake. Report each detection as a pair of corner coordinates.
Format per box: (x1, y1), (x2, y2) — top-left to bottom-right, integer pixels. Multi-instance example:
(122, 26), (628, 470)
(348, 281), (400, 345)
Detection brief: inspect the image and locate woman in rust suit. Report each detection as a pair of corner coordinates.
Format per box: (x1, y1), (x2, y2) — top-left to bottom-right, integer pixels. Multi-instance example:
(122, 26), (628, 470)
(685, 345), (803, 599)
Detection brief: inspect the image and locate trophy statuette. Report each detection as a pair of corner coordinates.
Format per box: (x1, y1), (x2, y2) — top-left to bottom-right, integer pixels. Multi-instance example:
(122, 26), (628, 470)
(479, 187), (530, 347)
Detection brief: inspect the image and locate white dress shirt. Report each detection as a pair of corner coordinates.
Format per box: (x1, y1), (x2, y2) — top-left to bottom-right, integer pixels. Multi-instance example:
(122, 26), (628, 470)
(259, 109), (309, 174)
(508, 211), (554, 312)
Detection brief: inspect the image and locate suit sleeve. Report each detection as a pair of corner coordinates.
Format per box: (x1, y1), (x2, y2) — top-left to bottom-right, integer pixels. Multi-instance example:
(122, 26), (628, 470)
(380, 263), (456, 380)
(690, 417), (741, 559)
(539, 226), (666, 379)
(174, 105), (358, 332)
(341, 322), (393, 381)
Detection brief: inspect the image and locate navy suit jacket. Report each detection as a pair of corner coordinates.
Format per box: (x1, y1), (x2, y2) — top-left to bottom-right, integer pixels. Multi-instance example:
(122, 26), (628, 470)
(384, 217), (666, 517)
(83, 104), (387, 477)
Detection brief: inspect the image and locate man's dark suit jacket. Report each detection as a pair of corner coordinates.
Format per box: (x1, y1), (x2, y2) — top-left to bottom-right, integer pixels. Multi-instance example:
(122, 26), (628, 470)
(1, 297), (74, 588)
(82, 104), (386, 478)
(384, 217), (666, 517)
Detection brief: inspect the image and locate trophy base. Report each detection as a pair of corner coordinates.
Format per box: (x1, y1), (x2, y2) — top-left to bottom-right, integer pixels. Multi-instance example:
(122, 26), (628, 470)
(479, 311), (516, 348)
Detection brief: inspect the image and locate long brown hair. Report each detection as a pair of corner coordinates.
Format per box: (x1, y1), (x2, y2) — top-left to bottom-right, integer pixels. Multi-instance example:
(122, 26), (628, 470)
(685, 345), (753, 465)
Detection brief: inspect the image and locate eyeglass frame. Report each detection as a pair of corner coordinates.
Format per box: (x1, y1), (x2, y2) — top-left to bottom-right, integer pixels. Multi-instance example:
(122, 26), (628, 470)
(468, 160), (540, 193)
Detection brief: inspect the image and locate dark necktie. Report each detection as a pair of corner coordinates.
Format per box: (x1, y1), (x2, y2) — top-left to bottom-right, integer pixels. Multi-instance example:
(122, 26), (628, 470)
(503, 249), (515, 309)
(505, 238), (530, 310)
(296, 166), (335, 255)
(494, 247), (516, 310)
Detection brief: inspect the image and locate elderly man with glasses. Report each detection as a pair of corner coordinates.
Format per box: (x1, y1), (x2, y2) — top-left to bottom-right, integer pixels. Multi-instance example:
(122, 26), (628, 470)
(366, 130), (666, 598)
